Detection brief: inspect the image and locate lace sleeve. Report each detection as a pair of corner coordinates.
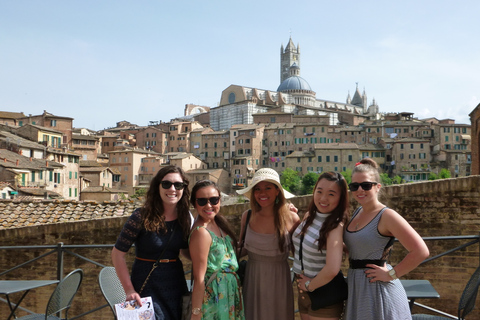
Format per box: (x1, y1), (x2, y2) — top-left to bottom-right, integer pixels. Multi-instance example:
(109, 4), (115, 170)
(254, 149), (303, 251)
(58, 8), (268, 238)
(114, 208), (144, 253)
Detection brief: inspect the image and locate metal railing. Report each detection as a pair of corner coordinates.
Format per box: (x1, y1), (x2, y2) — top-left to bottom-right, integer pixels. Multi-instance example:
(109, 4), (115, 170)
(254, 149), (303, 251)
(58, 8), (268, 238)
(0, 233), (479, 319)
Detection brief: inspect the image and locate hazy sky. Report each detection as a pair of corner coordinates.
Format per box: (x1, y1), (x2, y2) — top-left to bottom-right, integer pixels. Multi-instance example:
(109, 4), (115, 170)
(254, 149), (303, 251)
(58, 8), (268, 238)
(1, 1), (479, 130)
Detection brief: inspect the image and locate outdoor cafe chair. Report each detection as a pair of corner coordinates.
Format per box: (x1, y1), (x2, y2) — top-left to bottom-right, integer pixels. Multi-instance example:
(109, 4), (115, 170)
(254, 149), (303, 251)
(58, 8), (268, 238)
(16, 268), (83, 320)
(412, 266), (480, 320)
(98, 266), (126, 318)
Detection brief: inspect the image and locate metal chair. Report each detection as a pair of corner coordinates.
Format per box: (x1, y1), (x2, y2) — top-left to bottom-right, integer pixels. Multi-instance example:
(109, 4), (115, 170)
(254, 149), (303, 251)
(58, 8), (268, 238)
(16, 269), (83, 320)
(98, 267), (126, 319)
(412, 266), (480, 320)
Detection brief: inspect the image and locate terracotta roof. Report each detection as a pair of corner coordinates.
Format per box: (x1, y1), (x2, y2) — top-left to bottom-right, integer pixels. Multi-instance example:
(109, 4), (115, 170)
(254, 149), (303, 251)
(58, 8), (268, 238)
(18, 187), (62, 198)
(0, 149), (63, 170)
(0, 111), (26, 119)
(0, 199), (139, 229)
(79, 160), (104, 167)
(79, 167), (110, 173)
(0, 130), (46, 150)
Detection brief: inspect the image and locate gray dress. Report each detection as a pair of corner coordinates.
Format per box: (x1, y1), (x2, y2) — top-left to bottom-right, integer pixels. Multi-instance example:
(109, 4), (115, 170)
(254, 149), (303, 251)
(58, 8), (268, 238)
(343, 207), (412, 320)
(242, 226), (294, 320)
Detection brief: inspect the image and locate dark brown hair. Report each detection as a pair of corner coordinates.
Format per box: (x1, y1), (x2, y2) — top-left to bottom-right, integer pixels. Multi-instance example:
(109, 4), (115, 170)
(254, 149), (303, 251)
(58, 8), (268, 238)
(300, 172), (349, 251)
(142, 165), (191, 238)
(191, 180), (238, 247)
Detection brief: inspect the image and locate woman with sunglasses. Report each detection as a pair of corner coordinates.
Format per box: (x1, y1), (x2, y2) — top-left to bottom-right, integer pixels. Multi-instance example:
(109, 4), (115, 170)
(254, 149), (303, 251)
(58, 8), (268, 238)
(343, 158), (429, 319)
(189, 180), (244, 320)
(112, 165), (193, 320)
(293, 172), (349, 320)
(236, 168), (300, 320)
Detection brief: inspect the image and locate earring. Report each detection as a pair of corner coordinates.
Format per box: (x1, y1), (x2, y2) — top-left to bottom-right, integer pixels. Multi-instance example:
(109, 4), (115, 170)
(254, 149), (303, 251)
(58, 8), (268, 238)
(275, 196), (279, 204)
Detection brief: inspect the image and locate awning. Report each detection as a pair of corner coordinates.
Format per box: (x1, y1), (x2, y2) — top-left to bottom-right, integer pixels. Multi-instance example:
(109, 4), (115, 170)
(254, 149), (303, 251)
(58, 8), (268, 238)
(461, 135), (471, 140)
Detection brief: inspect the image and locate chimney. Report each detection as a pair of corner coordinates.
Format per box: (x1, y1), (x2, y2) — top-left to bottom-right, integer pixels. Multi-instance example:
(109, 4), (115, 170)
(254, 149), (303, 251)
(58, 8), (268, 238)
(46, 161), (48, 167)
(16, 159), (19, 166)
(29, 157), (32, 162)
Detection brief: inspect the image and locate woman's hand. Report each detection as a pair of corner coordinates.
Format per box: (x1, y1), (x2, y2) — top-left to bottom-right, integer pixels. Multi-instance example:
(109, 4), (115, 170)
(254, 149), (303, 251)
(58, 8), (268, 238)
(296, 274), (312, 292)
(364, 263), (392, 282)
(288, 203), (298, 213)
(125, 290), (143, 306)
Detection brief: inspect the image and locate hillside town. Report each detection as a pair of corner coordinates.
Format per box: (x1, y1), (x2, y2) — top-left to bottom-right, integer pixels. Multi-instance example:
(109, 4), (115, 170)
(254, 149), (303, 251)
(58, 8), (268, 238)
(0, 38), (472, 201)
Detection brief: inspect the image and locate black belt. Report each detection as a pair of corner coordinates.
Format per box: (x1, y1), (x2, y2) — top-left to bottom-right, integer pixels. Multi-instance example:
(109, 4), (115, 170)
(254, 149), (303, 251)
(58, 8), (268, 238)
(349, 259), (386, 269)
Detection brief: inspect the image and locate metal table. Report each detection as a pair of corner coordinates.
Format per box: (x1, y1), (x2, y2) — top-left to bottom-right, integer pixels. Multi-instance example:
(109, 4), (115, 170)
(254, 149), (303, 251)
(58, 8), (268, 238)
(0, 280), (59, 320)
(401, 279), (440, 310)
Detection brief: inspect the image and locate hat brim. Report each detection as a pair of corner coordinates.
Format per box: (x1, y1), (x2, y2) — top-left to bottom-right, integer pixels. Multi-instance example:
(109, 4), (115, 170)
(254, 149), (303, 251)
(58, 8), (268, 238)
(236, 178), (295, 200)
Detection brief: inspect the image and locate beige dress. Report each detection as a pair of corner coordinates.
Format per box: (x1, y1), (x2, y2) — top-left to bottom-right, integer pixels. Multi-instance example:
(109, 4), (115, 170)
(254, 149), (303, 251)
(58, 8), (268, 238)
(242, 226), (294, 320)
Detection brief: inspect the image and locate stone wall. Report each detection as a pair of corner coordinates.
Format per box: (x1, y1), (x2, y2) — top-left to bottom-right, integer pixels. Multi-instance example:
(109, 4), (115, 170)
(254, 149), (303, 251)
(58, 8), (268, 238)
(1, 176), (480, 318)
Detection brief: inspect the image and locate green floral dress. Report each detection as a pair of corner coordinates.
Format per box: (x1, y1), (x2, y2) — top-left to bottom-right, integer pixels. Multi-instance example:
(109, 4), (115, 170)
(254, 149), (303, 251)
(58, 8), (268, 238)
(190, 226), (244, 320)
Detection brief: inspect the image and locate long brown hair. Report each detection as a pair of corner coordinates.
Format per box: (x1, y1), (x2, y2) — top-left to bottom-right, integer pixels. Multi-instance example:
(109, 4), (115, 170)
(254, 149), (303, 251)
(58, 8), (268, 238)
(191, 180), (238, 247)
(249, 184), (291, 252)
(300, 172), (349, 251)
(142, 165), (191, 239)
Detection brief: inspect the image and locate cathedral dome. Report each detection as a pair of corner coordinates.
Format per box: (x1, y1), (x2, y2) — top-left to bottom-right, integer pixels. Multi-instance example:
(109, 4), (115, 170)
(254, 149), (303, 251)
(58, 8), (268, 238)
(277, 75), (312, 92)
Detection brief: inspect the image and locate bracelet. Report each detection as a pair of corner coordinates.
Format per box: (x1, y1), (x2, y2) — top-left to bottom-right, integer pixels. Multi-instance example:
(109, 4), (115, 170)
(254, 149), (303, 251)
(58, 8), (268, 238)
(192, 307), (201, 315)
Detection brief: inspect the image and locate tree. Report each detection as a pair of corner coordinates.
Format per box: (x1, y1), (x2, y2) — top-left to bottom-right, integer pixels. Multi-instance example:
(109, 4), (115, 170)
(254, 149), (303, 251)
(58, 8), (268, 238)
(340, 168), (352, 184)
(392, 175), (403, 184)
(439, 168), (451, 179)
(428, 172), (438, 180)
(131, 188), (147, 199)
(301, 172), (319, 195)
(380, 173), (392, 186)
(280, 168), (301, 195)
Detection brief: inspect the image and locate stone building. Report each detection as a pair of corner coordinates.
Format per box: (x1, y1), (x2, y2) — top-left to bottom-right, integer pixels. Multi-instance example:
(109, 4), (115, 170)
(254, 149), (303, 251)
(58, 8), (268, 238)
(17, 110), (74, 147)
(468, 103), (480, 175)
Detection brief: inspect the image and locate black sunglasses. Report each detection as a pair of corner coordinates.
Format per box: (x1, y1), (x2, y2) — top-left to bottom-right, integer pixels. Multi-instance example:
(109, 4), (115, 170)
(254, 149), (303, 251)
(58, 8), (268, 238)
(160, 181), (185, 190)
(348, 182), (378, 192)
(196, 197), (220, 206)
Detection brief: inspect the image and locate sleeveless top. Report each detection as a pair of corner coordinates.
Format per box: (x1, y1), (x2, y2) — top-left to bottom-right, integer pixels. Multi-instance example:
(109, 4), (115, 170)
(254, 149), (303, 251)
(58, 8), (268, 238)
(292, 212), (329, 278)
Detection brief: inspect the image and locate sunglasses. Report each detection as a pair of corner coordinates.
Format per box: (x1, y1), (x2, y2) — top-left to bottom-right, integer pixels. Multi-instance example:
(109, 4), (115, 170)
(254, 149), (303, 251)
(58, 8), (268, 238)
(348, 182), (378, 192)
(160, 181), (185, 190)
(196, 197), (220, 206)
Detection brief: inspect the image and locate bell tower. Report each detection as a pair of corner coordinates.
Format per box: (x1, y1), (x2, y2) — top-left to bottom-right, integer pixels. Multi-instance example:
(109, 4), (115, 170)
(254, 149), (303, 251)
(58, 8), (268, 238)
(280, 37), (300, 84)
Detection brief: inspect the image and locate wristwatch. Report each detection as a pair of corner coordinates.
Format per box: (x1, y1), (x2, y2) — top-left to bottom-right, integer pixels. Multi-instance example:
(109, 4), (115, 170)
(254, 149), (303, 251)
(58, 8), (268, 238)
(304, 280), (312, 292)
(192, 307), (201, 315)
(388, 268), (398, 280)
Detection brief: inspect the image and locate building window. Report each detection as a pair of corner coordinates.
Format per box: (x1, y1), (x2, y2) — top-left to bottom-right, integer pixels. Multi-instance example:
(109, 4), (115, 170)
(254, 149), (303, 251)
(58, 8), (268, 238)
(51, 120), (57, 127)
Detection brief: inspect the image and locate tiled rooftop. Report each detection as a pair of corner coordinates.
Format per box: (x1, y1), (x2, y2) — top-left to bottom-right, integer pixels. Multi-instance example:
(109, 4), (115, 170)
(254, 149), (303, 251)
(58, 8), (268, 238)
(0, 199), (139, 229)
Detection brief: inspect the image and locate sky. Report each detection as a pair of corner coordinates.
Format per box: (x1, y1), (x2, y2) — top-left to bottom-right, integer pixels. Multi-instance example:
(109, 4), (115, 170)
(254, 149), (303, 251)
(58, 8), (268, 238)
(1, 1), (479, 130)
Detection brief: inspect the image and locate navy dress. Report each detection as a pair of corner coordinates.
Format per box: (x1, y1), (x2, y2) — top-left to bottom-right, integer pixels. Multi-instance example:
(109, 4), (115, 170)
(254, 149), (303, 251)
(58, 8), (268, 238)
(114, 209), (189, 320)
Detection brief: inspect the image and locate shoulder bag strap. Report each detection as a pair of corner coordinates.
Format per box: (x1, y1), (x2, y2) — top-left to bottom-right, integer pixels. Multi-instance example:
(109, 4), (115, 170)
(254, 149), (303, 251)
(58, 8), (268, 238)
(238, 210), (252, 254)
(139, 222), (177, 294)
(299, 233), (305, 272)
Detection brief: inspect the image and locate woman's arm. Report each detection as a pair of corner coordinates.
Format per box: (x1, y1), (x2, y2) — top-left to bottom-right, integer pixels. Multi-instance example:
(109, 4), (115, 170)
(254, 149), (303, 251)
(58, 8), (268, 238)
(366, 209), (429, 282)
(111, 247), (143, 306)
(298, 223), (344, 291)
(189, 227), (211, 320)
(288, 209), (301, 255)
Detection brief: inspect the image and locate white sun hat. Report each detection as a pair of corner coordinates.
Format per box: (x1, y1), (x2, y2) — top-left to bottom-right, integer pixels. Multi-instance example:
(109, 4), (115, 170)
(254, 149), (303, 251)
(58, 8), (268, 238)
(236, 168), (295, 200)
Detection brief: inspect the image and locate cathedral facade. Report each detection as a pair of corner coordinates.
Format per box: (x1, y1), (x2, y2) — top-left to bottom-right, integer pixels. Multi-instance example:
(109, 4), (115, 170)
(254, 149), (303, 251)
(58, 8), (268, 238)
(209, 37), (381, 131)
